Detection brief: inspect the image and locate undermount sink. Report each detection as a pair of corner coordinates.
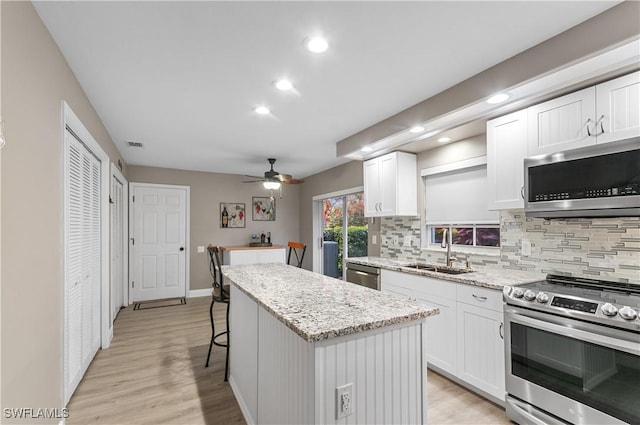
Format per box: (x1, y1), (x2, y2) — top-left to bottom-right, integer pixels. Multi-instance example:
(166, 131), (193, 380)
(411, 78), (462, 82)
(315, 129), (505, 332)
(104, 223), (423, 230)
(404, 263), (473, 275)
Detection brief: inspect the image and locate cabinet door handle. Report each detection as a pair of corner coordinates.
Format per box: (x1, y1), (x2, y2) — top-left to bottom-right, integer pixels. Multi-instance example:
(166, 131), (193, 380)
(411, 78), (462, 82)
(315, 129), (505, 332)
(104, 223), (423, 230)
(499, 322), (504, 339)
(595, 114), (605, 135)
(520, 185), (525, 200)
(585, 118), (593, 137)
(472, 294), (488, 302)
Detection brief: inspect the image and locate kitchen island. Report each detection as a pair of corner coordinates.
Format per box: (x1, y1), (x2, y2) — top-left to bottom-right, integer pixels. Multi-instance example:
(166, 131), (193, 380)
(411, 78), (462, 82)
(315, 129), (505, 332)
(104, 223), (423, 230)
(222, 263), (439, 425)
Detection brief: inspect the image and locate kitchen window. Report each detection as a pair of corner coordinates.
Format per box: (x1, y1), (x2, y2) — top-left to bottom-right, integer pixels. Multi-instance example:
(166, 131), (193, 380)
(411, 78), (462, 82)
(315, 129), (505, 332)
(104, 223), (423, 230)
(429, 225), (500, 247)
(422, 156), (500, 251)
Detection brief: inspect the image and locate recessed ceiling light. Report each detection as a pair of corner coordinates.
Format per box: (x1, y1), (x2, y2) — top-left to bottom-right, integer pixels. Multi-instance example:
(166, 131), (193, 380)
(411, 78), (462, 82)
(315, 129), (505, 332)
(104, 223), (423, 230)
(361, 146), (373, 152)
(274, 79), (293, 91)
(409, 125), (425, 134)
(486, 93), (510, 104)
(254, 106), (270, 115)
(438, 137), (451, 143)
(304, 37), (329, 53)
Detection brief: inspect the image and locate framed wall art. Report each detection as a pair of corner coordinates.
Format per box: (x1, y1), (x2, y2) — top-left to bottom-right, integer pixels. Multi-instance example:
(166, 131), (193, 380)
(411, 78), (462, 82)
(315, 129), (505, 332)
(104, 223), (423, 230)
(252, 196), (275, 221)
(220, 202), (245, 228)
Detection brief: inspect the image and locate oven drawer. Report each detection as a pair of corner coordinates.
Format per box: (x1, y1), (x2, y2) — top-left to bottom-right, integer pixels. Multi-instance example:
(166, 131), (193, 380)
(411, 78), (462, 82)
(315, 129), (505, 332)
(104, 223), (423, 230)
(457, 284), (502, 311)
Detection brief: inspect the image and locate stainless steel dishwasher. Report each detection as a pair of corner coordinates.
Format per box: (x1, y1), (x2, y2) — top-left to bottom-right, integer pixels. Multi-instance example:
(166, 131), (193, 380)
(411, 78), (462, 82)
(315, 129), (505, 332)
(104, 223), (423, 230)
(346, 263), (380, 290)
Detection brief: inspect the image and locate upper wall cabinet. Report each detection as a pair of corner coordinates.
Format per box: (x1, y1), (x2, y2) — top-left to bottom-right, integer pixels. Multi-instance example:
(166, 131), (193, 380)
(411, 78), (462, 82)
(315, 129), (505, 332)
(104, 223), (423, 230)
(364, 151), (417, 217)
(487, 110), (528, 210)
(595, 71), (640, 144)
(527, 86), (596, 155)
(528, 71), (640, 156)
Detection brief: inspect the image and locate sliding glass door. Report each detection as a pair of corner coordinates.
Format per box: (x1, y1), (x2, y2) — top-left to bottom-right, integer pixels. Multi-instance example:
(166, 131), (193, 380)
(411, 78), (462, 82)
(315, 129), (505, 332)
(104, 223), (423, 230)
(318, 192), (367, 279)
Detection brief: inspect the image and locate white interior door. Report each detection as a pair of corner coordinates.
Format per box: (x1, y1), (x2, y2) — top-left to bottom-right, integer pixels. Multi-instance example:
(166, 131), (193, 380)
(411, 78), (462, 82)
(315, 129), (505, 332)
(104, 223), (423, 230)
(110, 169), (126, 321)
(131, 184), (188, 302)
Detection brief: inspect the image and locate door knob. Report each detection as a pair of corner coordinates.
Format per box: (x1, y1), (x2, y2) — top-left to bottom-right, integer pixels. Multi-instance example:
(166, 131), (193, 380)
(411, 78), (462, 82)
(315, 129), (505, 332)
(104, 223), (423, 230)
(179, 247), (185, 251)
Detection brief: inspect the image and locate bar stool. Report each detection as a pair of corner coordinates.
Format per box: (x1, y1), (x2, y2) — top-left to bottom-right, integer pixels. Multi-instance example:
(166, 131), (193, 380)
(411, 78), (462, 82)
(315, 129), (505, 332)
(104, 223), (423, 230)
(287, 241), (307, 268)
(205, 245), (230, 381)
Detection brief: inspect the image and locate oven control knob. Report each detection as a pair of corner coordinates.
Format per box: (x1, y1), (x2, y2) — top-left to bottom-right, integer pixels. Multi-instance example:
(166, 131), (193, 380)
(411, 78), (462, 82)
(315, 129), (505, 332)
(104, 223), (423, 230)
(535, 292), (549, 303)
(512, 288), (524, 298)
(601, 303), (618, 317)
(523, 290), (537, 301)
(619, 306), (638, 321)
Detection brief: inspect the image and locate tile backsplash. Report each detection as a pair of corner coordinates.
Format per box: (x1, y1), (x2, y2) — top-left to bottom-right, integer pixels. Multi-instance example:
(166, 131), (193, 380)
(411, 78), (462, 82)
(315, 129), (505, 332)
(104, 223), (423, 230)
(380, 211), (640, 284)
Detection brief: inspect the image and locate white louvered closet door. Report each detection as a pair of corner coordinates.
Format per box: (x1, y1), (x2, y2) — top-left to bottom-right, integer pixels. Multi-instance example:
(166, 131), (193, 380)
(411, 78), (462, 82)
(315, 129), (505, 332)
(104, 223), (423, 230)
(64, 129), (101, 403)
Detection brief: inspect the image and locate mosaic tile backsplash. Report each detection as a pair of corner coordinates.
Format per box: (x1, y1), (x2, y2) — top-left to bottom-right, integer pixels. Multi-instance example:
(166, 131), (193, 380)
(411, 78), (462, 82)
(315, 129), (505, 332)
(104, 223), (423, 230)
(380, 210), (640, 284)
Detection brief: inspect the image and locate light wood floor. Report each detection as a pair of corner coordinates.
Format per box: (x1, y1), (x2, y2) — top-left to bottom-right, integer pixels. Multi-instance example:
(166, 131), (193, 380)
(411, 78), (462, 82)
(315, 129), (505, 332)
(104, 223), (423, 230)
(68, 296), (511, 425)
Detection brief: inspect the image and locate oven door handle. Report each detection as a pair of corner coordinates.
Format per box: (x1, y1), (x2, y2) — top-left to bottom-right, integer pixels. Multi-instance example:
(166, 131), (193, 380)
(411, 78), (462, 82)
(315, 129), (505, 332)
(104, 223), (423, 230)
(506, 310), (640, 356)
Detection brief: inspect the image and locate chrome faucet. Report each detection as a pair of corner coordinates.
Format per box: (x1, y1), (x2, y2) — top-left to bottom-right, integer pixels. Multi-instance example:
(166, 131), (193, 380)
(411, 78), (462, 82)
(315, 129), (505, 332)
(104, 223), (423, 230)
(441, 229), (454, 267)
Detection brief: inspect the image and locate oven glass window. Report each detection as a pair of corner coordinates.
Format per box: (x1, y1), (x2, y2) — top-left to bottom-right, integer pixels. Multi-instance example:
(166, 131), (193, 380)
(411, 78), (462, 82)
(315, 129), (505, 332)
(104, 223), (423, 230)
(511, 323), (640, 424)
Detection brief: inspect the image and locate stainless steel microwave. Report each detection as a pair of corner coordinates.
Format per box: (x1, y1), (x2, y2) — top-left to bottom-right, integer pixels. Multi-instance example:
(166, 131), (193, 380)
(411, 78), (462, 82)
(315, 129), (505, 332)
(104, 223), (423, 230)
(524, 137), (640, 218)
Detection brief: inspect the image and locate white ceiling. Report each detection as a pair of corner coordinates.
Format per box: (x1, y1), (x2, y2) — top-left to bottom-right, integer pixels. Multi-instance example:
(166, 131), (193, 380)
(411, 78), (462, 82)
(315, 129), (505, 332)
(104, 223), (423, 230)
(33, 1), (618, 179)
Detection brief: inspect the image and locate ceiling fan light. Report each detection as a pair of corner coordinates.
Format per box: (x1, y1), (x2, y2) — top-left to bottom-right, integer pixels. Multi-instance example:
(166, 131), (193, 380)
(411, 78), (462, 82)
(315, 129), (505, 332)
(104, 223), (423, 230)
(263, 181), (281, 190)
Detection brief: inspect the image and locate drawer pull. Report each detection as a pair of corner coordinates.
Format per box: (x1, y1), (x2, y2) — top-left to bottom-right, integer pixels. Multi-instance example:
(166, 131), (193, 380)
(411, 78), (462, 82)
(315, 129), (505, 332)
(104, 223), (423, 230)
(499, 322), (504, 339)
(472, 294), (488, 302)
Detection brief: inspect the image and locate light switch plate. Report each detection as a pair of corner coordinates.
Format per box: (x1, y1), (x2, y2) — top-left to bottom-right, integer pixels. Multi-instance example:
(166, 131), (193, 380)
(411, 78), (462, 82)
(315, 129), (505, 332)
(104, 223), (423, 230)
(372, 235), (377, 244)
(403, 235), (412, 247)
(197, 246), (205, 253)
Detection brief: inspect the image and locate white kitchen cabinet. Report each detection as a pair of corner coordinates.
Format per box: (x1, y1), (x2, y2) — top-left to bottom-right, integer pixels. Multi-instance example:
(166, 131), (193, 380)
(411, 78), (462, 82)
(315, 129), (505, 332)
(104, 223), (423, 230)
(528, 71), (640, 156)
(527, 86), (596, 156)
(595, 71), (640, 144)
(223, 246), (286, 265)
(380, 270), (457, 376)
(363, 151), (417, 217)
(381, 268), (506, 404)
(486, 110), (528, 210)
(456, 285), (505, 402)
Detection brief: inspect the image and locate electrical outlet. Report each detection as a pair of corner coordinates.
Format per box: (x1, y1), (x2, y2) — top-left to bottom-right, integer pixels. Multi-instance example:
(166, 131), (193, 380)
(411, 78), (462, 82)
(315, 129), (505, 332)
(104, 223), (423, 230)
(372, 234), (377, 245)
(197, 246), (205, 253)
(336, 383), (353, 419)
(403, 235), (412, 247)
(393, 235), (399, 245)
(521, 239), (532, 256)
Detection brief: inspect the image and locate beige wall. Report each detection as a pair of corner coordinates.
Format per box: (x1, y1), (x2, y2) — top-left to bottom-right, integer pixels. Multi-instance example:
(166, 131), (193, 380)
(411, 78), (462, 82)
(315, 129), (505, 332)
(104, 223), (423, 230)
(298, 160), (366, 270)
(127, 166), (300, 291)
(1, 2), (125, 420)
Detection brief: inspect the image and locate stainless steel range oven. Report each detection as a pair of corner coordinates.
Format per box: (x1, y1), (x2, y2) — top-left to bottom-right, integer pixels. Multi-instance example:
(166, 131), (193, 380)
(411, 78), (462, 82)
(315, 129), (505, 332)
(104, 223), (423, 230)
(503, 275), (640, 425)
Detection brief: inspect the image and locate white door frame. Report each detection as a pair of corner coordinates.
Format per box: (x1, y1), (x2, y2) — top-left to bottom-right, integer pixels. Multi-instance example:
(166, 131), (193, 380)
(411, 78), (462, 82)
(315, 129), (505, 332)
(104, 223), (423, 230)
(62, 102), (112, 404)
(110, 164), (129, 312)
(311, 186), (363, 274)
(129, 182), (190, 301)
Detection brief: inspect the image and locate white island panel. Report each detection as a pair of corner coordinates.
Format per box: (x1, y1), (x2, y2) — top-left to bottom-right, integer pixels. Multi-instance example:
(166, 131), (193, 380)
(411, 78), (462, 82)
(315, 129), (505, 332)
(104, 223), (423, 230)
(314, 322), (426, 425)
(228, 285), (259, 424)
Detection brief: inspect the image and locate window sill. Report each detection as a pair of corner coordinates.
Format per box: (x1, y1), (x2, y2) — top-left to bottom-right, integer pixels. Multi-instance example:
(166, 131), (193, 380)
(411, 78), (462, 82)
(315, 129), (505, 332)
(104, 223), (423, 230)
(421, 246), (500, 257)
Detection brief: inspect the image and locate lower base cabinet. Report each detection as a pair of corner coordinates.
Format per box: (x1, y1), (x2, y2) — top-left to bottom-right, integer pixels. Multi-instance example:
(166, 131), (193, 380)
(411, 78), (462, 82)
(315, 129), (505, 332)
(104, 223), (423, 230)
(456, 300), (505, 401)
(381, 269), (505, 404)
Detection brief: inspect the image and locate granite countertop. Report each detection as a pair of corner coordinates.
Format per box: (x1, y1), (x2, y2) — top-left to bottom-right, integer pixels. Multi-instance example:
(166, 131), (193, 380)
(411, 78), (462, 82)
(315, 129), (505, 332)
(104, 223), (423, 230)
(222, 263), (439, 343)
(347, 257), (542, 290)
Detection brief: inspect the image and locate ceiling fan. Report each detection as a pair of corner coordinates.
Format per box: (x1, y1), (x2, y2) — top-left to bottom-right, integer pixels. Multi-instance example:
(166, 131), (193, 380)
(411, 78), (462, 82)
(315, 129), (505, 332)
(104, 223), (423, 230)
(243, 158), (304, 192)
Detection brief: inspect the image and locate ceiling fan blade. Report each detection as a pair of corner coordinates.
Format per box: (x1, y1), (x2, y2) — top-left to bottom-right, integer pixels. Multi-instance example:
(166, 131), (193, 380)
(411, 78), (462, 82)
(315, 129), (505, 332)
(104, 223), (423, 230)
(276, 173), (292, 182)
(243, 179), (265, 183)
(245, 175), (264, 179)
(281, 178), (304, 184)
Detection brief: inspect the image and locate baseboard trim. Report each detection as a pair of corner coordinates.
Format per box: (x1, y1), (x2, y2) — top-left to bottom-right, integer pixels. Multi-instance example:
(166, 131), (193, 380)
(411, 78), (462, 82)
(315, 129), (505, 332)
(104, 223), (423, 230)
(188, 288), (212, 298)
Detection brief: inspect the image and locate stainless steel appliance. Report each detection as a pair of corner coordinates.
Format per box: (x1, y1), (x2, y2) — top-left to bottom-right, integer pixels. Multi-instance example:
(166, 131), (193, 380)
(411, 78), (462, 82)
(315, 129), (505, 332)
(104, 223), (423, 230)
(524, 136), (640, 218)
(503, 275), (640, 425)
(346, 263), (380, 290)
